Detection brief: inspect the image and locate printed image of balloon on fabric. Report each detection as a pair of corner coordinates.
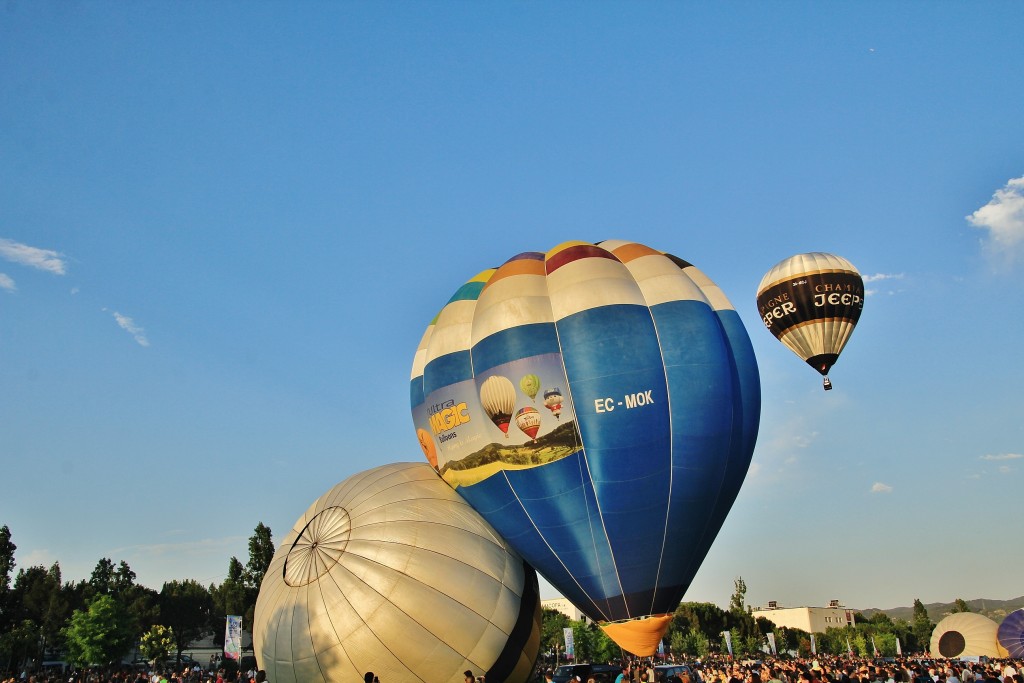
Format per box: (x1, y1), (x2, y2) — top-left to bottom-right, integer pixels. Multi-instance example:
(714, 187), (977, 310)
(519, 373), (541, 402)
(410, 240), (760, 657)
(416, 428), (438, 468)
(411, 350), (583, 487)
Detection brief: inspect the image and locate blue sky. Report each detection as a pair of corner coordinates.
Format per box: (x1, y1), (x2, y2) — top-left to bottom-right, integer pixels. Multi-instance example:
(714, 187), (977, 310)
(2, 2), (1022, 613)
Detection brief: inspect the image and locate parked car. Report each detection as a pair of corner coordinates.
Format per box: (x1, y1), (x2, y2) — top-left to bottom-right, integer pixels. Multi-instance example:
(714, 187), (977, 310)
(653, 664), (703, 683)
(552, 663), (622, 683)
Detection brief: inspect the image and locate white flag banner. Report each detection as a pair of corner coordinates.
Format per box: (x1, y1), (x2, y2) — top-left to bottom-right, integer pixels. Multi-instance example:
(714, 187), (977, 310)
(563, 627), (575, 657)
(810, 633), (817, 655)
(872, 636), (879, 656)
(767, 632), (777, 656)
(225, 615), (243, 661)
(847, 637), (853, 656)
(723, 631), (733, 657)
(896, 637), (903, 656)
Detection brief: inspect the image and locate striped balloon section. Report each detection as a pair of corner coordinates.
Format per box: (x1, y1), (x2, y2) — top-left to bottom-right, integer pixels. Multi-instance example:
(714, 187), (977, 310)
(410, 240), (760, 654)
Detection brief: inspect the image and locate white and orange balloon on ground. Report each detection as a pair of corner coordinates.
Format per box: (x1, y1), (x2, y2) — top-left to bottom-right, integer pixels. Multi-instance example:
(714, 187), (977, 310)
(253, 462), (541, 683)
(410, 240), (760, 655)
(756, 252), (864, 390)
(930, 613), (1009, 658)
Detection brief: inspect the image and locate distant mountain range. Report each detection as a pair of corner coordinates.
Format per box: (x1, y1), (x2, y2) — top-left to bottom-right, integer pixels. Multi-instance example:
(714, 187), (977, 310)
(858, 596), (1024, 623)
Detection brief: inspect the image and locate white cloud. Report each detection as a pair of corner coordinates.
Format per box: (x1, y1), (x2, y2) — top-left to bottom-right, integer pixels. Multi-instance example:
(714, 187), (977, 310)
(16, 548), (58, 570)
(112, 536), (245, 560)
(0, 238), (67, 274)
(863, 272), (904, 297)
(870, 482), (893, 494)
(0, 273), (14, 291)
(862, 273), (904, 283)
(998, 465), (1012, 474)
(112, 311), (150, 347)
(967, 176), (1024, 258)
(980, 453), (1023, 461)
(793, 432), (819, 449)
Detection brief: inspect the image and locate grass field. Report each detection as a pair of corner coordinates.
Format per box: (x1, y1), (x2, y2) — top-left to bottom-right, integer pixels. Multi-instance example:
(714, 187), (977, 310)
(443, 444), (580, 488)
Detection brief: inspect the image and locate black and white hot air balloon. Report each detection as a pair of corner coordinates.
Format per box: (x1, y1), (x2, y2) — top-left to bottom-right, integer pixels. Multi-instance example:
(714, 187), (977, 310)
(756, 252), (865, 390)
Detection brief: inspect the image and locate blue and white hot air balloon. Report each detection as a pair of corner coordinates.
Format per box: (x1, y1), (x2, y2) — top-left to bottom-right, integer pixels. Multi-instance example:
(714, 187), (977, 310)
(409, 240), (760, 656)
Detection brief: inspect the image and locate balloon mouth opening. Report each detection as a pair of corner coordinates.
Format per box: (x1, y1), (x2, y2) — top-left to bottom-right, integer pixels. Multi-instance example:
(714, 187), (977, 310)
(599, 614), (672, 656)
(283, 506), (352, 587)
(806, 353), (838, 376)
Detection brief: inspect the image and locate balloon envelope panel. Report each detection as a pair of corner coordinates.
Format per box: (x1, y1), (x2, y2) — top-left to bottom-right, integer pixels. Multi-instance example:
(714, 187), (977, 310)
(253, 462), (541, 683)
(997, 608), (1024, 658)
(409, 240), (760, 634)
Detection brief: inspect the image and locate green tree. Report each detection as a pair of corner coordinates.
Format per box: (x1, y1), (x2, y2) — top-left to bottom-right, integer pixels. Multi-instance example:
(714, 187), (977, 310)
(726, 627), (742, 655)
(10, 563), (69, 662)
(729, 577), (747, 615)
(671, 627), (710, 658)
(0, 525), (14, 597)
(0, 619), (41, 672)
(670, 602), (728, 646)
(211, 557), (248, 647)
(63, 594), (134, 666)
(112, 561), (137, 596)
(159, 579), (213, 662)
(852, 632), (868, 657)
(88, 558), (116, 597)
(567, 620), (617, 664)
(139, 624), (176, 664)
(540, 608), (571, 663)
(911, 599), (933, 651)
(951, 598), (971, 613)
(121, 583), (160, 645)
(245, 523), (274, 592)
(874, 631), (897, 656)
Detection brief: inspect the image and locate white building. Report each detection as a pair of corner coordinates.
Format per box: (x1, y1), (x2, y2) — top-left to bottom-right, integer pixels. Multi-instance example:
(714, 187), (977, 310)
(542, 597), (591, 624)
(751, 599), (855, 633)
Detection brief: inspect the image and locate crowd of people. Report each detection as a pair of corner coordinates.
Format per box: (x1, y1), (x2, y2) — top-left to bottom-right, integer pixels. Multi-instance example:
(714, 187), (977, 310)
(2, 654), (1021, 683)
(0, 663), (268, 683)
(540, 655), (1024, 683)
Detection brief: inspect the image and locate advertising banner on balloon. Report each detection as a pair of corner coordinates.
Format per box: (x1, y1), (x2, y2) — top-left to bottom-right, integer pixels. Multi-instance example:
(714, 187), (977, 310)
(412, 353), (582, 488)
(756, 271), (864, 337)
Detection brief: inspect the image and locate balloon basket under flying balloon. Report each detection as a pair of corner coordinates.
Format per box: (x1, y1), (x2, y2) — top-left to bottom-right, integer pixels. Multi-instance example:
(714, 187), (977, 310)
(823, 377), (832, 391)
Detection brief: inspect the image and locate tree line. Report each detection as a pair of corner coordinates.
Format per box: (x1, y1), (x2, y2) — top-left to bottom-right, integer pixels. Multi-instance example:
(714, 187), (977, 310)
(540, 578), (948, 664)
(3, 520), (953, 673)
(0, 522), (275, 672)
